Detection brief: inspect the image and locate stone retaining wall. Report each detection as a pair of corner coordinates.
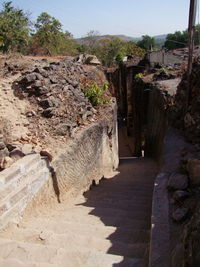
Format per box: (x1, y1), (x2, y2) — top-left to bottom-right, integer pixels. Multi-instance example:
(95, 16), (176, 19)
(0, 154), (50, 229)
(50, 102), (119, 202)
(0, 102), (118, 228)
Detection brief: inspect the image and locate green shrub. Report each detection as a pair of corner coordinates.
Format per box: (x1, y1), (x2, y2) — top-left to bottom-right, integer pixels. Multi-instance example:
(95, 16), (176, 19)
(83, 81), (110, 105)
(134, 73), (143, 80)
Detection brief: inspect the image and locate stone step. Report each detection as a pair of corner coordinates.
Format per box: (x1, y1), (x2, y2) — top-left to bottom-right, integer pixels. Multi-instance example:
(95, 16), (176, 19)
(33, 210), (150, 228)
(84, 193), (152, 204)
(0, 258), (55, 267)
(85, 194), (153, 202)
(19, 214), (150, 234)
(18, 232), (147, 258)
(93, 181), (154, 190)
(86, 188), (153, 198)
(0, 238), (145, 266)
(97, 178), (154, 186)
(79, 198), (152, 211)
(49, 205), (151, 221)
(82, 194), (153, 204)
(2, 223), (150, 245)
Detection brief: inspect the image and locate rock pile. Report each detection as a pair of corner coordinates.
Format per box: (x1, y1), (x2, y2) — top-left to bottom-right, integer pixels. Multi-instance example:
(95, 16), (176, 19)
(167, 151), (200, 267)
(13, 59), (102, 138)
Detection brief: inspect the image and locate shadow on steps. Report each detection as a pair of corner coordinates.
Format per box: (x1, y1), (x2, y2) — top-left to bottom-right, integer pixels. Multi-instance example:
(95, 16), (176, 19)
(77, 157), (158, 266)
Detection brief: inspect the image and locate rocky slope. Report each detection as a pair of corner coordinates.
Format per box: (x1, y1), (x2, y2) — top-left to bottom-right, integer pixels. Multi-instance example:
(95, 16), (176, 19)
(0, 55), (111, 170)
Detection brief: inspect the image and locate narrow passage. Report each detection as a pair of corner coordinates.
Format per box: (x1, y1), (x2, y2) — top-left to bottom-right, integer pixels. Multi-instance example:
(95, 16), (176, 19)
(0, 157), (157, 267)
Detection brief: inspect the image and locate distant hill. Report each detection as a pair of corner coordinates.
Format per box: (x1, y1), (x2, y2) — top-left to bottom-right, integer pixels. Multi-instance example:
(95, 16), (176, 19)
(154, 34), (167, 40)
(76, 34), (167, 48)
(76, 34), (141, 45)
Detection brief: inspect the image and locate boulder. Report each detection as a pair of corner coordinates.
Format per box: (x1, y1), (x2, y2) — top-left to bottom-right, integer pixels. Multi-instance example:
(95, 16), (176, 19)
(6, 142), (21, 152)
(25, 73), (37, 83)
(0, 142), (6, 150)
(39, 99), (54, 109)
(34, 80), (43, 88)
(187, 159), (200, 185)
(9, 149), (25, 160)
(42, 108), (55, 118)
(21, 144), (33, 155)
(77, 54), (101, 65)
(173, 190), (190, 202)
(0, 147), (9, 160)
(167, 173), (189, 190)
(172, 207), (189, 222)
(56, 122), (77, 136)
(2, 156), (14, 169)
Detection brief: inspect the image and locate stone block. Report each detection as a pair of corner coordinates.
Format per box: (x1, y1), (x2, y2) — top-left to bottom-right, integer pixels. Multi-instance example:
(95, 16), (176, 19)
(167, 173), (188, 190)
(0, 154), (40, 185)
(9, 186), (28, 207)
(0, 196), (28, 228)
(0, 184), (15, 202)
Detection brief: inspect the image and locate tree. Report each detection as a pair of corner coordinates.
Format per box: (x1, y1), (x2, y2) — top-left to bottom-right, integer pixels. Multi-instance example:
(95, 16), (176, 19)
(29, 12), (77, 55)
(123, 41), (145, 57)
(164, 31), (188, 50)
(83, 30), (100, 53)
(0, 1), (30, 53)
(96, 37), (125, 66)
(137, 35), (156, 51)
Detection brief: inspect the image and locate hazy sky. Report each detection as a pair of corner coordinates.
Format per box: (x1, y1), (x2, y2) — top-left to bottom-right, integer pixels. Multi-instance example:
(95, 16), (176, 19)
(1, 0), (193, 38)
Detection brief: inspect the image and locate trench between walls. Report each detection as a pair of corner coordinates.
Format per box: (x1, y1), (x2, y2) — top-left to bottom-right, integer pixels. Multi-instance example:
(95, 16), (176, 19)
(107, 64), (168, 159)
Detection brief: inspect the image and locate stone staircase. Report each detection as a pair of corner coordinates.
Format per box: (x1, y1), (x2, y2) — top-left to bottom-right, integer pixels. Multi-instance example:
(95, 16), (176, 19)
(0, 158), (157, 267)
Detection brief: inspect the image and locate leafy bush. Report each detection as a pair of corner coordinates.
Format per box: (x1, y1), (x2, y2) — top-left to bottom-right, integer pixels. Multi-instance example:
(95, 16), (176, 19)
(83, 81), (110, 105)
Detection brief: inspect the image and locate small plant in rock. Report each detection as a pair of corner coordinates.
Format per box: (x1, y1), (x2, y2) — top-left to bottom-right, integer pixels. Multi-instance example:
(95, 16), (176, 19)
(83, 81), (110, 105)
(134, 73), (143, 81)
(159, 67), (169, 75)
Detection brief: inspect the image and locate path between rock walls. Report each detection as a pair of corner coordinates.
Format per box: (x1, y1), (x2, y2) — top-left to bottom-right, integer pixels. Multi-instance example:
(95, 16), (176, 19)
(0, 157), (157, 267)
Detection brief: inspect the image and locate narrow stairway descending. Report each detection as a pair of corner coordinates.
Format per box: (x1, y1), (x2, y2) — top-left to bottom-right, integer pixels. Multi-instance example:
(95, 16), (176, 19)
(0, 158), (157, 267)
